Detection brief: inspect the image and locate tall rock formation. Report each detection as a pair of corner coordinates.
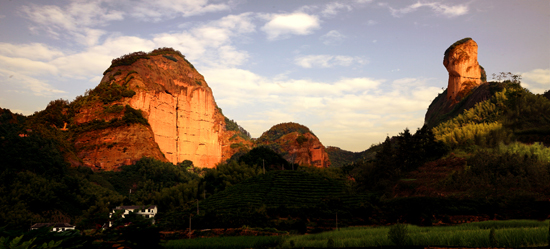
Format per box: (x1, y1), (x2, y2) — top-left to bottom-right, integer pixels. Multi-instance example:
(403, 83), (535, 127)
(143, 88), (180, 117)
(72, 48), (246, 170)
(256, 122), (330, 168)
(443, 38), (486, 104)
(425, 38), (488, 127)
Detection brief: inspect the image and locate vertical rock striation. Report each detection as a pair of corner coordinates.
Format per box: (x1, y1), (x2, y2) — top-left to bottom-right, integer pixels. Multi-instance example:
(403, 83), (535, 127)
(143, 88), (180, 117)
(73, 50), (231, 169)
(443, 38), (485, 104)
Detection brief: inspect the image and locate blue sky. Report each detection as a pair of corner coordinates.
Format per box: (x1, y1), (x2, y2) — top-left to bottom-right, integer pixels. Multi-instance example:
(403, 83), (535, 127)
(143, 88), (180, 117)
(0, 0), (548, 152)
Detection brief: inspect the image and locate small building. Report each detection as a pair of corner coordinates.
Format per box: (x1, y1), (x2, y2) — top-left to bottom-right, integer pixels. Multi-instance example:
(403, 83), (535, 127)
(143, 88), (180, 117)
(30, 223), (75, 232)
(109, 205), (157, 227)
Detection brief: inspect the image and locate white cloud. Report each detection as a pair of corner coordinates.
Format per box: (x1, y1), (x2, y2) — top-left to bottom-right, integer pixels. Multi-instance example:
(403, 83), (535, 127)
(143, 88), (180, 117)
(294, 55), (367, 68)
(0, 69), (66, 97)
(261, 12), (321, 40)
(20, 1), (124, 31)
(0, 43), (64, 61)
(321, 2), (352, 17)
(521, 68), (550, 94)
(19, 1), (123, 44)
(130, 0), (230, 21)
(385, 1), (469, 18)
(320, 30), (346, 45)
(202, 66), (440, 150)
(0, 55), (58, 76)
(523, 69), (550, 85)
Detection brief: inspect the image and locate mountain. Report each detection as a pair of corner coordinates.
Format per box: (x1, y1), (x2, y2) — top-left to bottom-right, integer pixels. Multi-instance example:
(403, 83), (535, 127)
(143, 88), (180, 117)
(255, 122), (331, 168)
(325, 146), (376, 168)
(30, 48), (251, 170)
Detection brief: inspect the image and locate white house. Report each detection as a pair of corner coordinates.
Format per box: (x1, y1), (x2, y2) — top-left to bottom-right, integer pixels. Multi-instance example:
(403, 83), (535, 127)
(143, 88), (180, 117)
(109, 205), (157, 227)
(30, 223), (75, 232)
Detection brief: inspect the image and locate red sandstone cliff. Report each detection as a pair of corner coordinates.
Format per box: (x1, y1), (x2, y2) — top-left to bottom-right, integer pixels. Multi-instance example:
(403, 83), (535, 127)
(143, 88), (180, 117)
(72, 49), (243, 170)
(256, 122), (330, 168)
(425, 38), (488, 126)
(443, 38), (485, 104)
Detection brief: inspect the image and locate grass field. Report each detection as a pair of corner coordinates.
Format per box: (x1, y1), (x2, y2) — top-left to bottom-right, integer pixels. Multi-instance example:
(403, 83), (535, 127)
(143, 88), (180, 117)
(163, 236), (283, 249)
(164, 220), (549, 248)
(284, 220), (549, 248)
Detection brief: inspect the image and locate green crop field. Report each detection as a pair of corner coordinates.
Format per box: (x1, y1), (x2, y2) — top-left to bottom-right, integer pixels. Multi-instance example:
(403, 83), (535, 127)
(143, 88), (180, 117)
(284, 220), (549, 248)
(164, 220), (549, 248)
(200, 170), (372, 212)
(163, 236), (283, 249)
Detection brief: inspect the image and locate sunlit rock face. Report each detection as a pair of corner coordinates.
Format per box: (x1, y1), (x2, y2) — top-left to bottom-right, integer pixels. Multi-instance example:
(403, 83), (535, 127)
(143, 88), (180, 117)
(444, 39), (483, 104)
(74, 53), (231, 169)
(256, 123), (331, 168)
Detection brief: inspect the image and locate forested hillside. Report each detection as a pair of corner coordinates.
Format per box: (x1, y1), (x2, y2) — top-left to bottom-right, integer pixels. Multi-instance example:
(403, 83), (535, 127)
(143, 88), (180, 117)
(1, 75), (549, 245)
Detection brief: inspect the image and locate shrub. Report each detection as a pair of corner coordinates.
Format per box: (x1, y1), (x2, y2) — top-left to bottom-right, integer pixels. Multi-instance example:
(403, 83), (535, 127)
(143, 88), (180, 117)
(388, 222), (409, 246)
(105, 104), (124, 113)
(296, 135), (308, 145)
(327, 238), (335, 247)
(123, 105), (149, 126)
(489, 228), (498, 247)
(163, 55), (178, 62)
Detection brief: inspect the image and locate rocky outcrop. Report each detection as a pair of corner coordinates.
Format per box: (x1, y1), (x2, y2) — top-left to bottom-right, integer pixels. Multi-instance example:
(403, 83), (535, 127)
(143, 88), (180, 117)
(74, 124), (165, 171)
(444, 38), (485, 104)
(425, 38), (488, 127)
(256, 122), (330, 168)
(72, 49), (240, 170)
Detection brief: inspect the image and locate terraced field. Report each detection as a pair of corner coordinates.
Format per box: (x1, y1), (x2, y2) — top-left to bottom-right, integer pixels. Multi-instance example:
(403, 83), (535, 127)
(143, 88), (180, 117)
(200, 170), (370, 213)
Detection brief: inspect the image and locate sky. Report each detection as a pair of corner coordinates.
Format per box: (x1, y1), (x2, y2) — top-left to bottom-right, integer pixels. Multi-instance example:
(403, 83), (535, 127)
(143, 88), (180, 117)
(0, 0), (549, 152)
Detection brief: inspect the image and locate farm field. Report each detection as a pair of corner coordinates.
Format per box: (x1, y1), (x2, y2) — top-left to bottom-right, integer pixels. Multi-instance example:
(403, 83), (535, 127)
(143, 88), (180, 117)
(164, 220), (549, 249)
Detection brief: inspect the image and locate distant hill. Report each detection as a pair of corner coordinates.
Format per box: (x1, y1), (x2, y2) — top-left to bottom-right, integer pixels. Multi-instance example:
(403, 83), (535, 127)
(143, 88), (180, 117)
(255, 122), (331, 168)
(325, 146), (376, 168)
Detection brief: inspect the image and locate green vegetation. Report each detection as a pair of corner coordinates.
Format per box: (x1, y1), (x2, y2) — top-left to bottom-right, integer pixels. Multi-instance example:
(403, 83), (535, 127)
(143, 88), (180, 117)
(104, 104), (124, 113)
(224, 117), (251, 140)
(164, 236), (283, 249)
(282, 220), (549, 248)
(256, 122), (315, 144)
(388, 222), (409, 246)
(163, 55), (178, 62)
(196, 169), (375, 229)
(104, 47), (187, 74)
(326, 146), (375, 168)
(72, 105), (149, 134)
(352, 126), (448, 193)
(433, 81), (550, 149)
(232, 146), (290, 171)
(480, 65), (487, 82)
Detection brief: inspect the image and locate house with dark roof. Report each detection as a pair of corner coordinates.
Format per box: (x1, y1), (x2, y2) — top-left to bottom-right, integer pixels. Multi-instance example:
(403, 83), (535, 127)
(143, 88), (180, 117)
(30, 223), (75, 232)
(109, 205), (157, 227)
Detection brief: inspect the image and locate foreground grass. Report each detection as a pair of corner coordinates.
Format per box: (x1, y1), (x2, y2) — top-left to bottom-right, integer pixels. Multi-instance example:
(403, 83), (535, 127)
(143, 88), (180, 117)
(163, 236), (283, 249)
(284, 220), (548, 248)
(164, 220), (549, 248)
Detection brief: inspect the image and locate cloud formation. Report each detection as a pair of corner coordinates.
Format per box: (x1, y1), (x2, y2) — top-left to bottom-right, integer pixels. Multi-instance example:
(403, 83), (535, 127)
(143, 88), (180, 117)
(130, 0), (230, 21)
(521, 68), (550, 94)
(320, 30), (346, 45)
(321, 3), (352, 17)
(384, 1), (469, 18)
(200, 66), (441, 151)
(294, 55), (367, 68)
(261, 12), (321, 40)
